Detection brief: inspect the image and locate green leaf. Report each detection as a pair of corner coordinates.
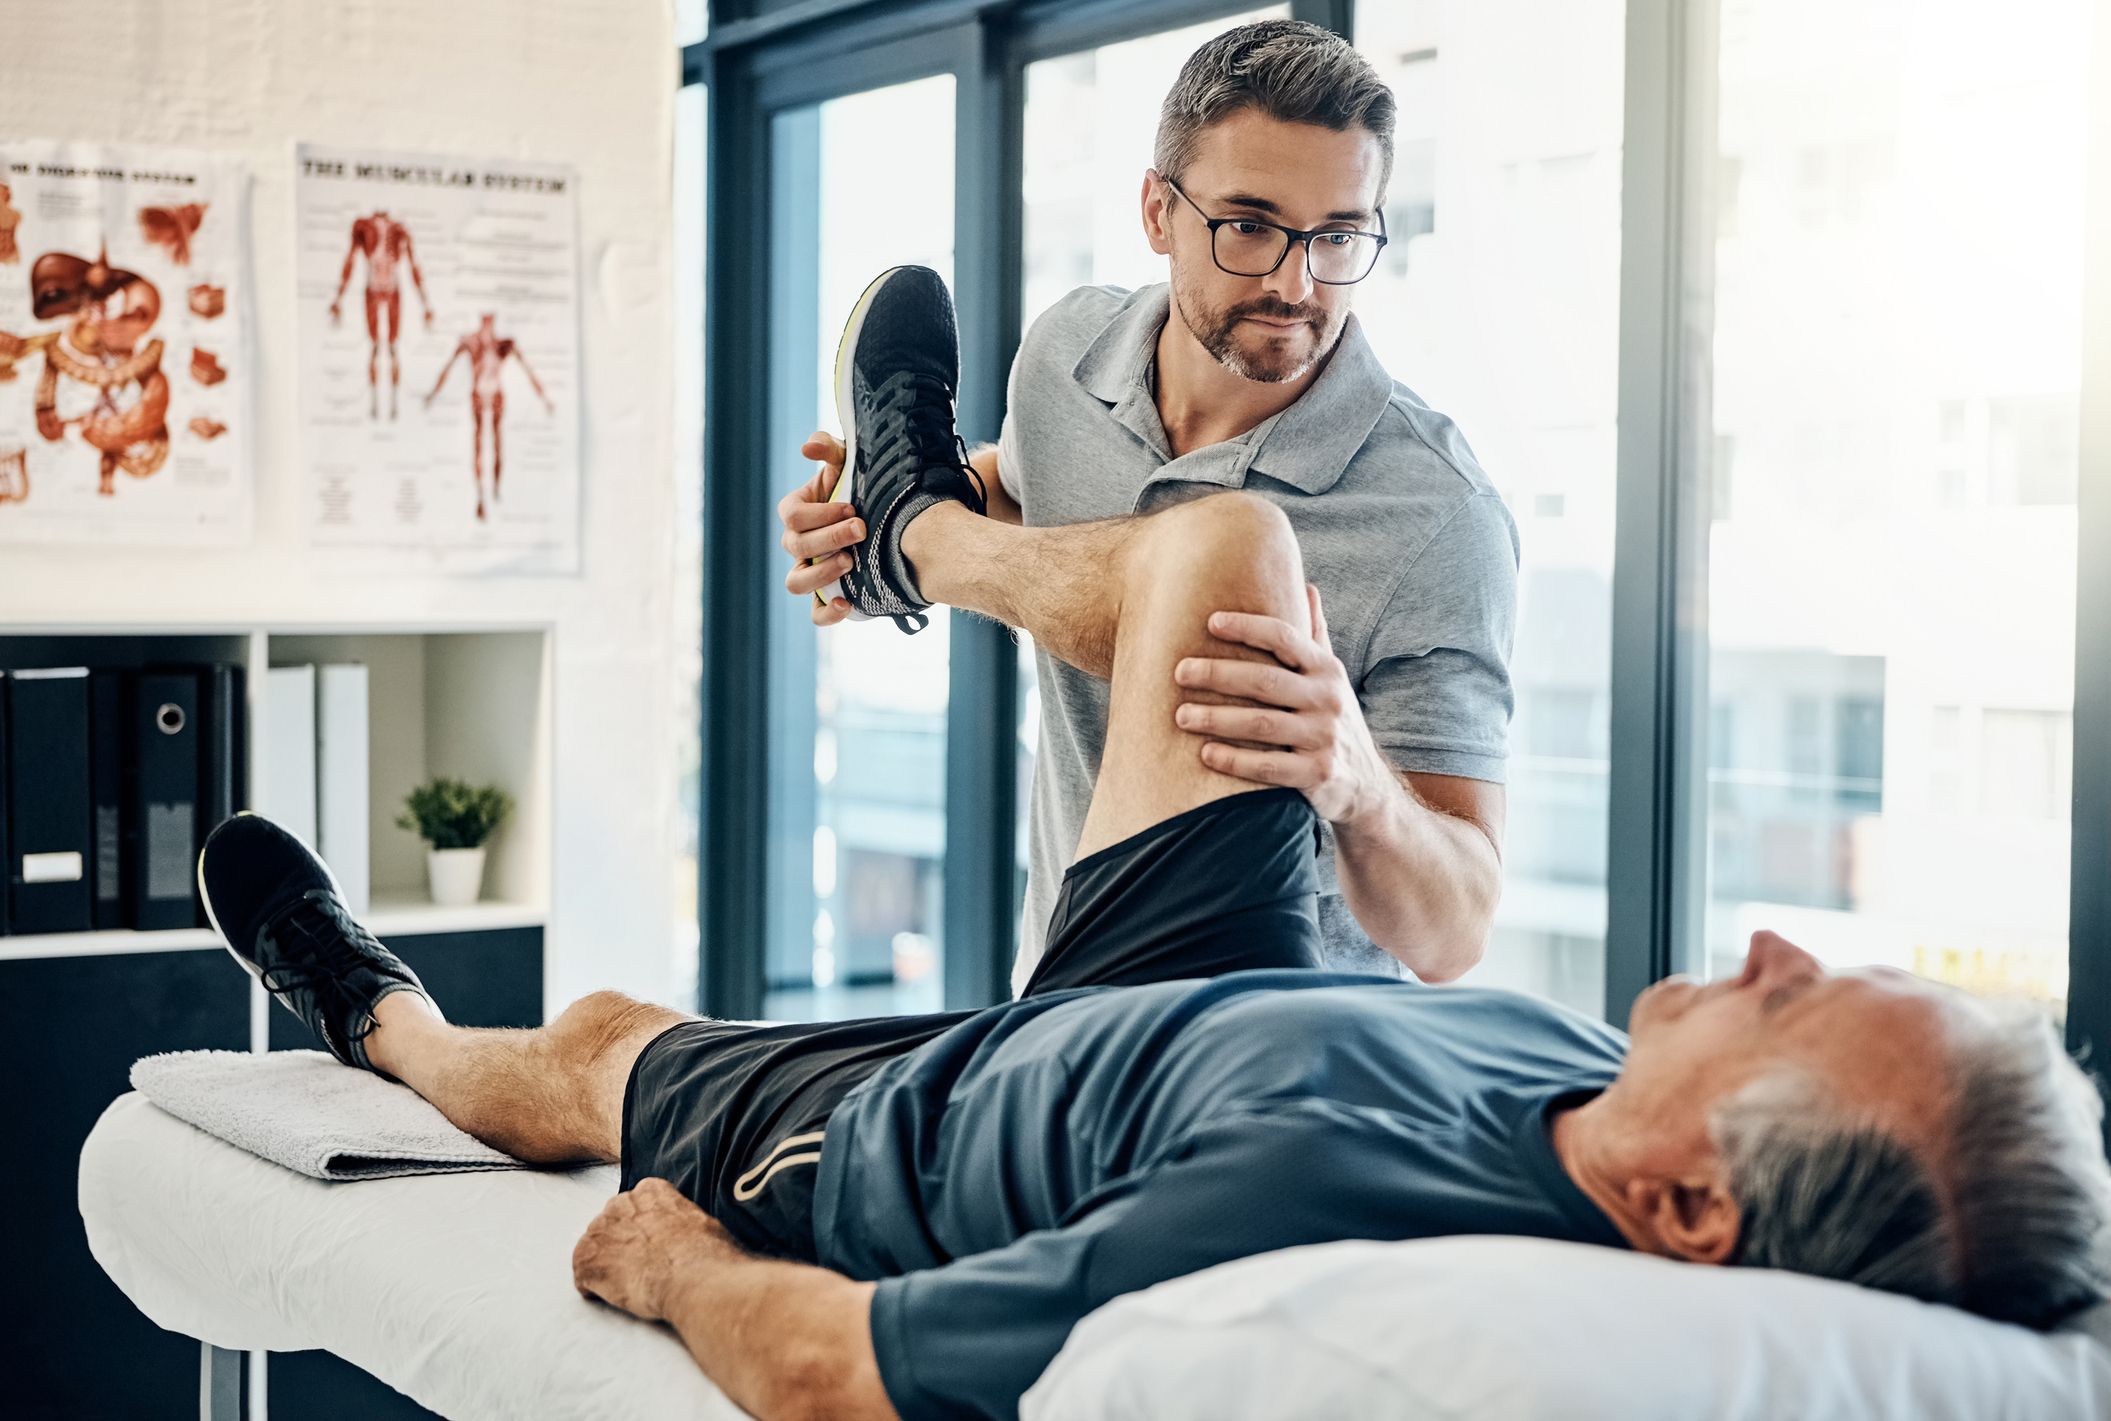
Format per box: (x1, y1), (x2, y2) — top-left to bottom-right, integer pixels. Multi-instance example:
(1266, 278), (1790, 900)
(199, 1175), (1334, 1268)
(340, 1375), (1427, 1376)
(399, 777), (514, 850)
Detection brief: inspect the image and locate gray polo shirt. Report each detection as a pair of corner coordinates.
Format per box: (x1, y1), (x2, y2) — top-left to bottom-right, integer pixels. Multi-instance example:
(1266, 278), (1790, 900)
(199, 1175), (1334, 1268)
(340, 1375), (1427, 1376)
(999, 284), (1518, 994)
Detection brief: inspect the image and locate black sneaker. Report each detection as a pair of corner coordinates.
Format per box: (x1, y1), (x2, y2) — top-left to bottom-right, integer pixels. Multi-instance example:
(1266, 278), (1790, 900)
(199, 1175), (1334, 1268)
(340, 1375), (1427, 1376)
(197, 813), (437, 1074)
(814, 265), (986, 634)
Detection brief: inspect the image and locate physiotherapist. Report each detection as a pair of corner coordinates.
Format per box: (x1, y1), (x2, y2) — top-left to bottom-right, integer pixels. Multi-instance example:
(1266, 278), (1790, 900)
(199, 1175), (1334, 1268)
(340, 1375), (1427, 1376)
(780, 19), (1517, 989)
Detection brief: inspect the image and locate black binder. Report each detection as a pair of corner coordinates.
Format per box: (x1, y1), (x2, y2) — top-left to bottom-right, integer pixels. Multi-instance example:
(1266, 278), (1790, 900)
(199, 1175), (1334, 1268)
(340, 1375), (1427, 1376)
(90, 670), (126, 929)
(195, 664), (245, 926)
(0, 674), (8, 937)
(7, 668), (93, 935)
(131, 671), (201, 932)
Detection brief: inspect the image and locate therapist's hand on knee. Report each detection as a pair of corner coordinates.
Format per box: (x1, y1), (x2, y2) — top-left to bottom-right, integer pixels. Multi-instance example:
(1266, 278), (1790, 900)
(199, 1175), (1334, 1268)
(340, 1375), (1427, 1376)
(572, 1177), (727, 1321)
(779, 433), (860, 626)
(1173, 585), (1395, 824)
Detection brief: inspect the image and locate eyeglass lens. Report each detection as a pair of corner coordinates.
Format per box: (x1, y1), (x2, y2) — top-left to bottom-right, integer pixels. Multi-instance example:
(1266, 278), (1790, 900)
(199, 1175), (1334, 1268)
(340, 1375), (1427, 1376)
(1213, 223), (1381, 283)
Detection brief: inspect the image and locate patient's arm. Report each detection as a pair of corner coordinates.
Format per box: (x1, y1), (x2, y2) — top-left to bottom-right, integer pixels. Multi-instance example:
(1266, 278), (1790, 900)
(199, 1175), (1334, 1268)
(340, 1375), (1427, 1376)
(573, 1178), (897, 1421)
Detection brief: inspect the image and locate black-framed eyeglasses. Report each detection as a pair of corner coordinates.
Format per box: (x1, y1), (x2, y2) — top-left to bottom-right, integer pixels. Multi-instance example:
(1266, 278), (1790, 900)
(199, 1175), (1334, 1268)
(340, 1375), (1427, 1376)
(1163, 177), (1389, 286)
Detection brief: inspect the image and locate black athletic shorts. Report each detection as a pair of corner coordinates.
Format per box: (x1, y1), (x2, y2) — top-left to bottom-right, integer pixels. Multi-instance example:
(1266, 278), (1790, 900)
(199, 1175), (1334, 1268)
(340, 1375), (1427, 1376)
(620, 785), (1322, 1261)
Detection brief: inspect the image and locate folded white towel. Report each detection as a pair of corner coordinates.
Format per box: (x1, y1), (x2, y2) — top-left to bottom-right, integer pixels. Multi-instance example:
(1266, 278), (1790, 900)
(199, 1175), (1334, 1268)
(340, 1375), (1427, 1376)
(130, 1050), (529, 1182)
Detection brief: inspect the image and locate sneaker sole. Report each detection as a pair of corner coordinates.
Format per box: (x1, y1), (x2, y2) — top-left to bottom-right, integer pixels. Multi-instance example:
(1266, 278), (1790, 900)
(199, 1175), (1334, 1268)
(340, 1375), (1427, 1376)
(812, 266), (907, 623)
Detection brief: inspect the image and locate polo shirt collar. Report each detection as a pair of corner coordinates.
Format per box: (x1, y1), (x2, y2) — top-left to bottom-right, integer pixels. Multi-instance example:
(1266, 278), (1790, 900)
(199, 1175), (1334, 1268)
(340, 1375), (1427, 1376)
(1069, 283), (1397, 497)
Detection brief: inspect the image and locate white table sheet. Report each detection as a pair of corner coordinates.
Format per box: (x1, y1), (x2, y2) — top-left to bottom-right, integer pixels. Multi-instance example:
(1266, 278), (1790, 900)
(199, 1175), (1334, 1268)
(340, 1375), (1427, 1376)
(80, 1092), (742, 1421)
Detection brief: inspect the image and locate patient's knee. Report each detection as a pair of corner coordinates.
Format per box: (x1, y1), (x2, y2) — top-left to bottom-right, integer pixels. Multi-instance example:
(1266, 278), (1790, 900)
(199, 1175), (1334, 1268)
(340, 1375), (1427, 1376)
(548, 990), (672, 1070)
(1134, 492), (1303, 612)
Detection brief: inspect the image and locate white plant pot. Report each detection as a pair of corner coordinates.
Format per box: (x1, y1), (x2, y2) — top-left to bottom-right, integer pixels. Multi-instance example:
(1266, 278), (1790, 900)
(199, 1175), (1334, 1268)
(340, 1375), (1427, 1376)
(427, 847), (486, 908)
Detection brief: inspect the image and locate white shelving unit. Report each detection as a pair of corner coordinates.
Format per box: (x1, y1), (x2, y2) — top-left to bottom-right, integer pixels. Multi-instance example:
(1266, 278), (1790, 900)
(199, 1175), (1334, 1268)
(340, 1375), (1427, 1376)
(0, 623), (553, 958)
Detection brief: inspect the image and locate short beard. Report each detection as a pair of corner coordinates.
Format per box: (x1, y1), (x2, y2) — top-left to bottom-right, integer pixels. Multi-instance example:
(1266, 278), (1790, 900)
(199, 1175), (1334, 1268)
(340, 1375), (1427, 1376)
(1170, 271), (1347, 385)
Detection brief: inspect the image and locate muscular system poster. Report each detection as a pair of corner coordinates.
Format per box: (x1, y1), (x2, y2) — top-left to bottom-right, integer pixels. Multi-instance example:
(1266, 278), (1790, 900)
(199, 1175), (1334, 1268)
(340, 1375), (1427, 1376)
(295, 144), (580, 573)
(0, 141), (252, 545)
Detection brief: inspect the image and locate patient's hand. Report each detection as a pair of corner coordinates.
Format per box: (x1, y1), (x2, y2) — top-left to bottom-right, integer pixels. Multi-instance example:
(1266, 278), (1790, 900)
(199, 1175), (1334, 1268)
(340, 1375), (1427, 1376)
(572, 1177), (734, 1321)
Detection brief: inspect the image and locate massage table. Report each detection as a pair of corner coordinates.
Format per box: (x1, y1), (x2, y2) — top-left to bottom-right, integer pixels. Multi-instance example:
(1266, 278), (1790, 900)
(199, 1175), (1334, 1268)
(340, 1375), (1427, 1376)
(83, 1089), (2111, 1421)
(82, 1092), (741, 1420)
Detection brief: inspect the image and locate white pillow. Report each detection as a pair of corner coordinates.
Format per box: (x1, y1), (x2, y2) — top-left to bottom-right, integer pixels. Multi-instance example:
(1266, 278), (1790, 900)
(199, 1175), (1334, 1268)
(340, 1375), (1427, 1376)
(1022, 1236), (2111, 1421)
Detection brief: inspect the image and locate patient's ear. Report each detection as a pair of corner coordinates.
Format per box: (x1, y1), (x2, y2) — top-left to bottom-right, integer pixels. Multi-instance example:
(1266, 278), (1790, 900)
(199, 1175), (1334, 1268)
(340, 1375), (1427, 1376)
(1630, 1172), (1742, 1266)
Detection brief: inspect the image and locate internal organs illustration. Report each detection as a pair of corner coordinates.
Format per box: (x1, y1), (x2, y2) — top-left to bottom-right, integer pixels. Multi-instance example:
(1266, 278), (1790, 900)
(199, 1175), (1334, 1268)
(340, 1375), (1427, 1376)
(138, 204), (206, 265)
(188, 284), (225, 318)
(329, 211), (431, 420)
(425, 314), (552, 520)
(0, 185), (19, 265)
(191, 348), (226, 386)
(188, 416), (226, 440)
(0, 447), (25, 503)
(0, 250), (170, 496)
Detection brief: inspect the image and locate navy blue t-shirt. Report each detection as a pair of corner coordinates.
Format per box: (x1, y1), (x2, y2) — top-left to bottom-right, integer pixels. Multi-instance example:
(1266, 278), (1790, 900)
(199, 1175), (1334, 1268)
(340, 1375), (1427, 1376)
(810, 972), (1630, 1421)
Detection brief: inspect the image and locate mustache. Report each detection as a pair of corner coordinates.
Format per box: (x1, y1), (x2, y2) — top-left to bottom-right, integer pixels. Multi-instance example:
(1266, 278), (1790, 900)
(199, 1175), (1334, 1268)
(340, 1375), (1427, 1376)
(1226, 297), (1325, 326)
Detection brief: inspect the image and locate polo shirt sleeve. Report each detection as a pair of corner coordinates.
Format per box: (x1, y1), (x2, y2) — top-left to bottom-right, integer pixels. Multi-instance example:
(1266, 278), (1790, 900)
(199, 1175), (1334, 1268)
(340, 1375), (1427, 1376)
(1356, 489), (1518, 784)
(996, 406), (1025, 506)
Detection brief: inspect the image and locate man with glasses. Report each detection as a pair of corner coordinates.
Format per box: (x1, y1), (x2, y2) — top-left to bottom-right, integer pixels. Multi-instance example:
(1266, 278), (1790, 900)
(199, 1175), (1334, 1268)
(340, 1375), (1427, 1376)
(780, 18), (1516, 989)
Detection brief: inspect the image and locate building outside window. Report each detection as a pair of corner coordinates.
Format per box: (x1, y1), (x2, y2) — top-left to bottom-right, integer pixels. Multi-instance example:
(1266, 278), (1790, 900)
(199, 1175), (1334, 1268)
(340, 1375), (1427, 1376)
(1704, 0), (2089, 1015)
(765, 76), (957, 1021)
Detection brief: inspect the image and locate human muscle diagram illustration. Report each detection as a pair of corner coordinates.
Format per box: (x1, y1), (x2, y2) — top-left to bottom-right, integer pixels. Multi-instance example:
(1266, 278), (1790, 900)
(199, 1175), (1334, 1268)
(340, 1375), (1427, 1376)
(0, 141), (252, 544)
(424, 314), (552, 520)
(296, 144), (579, 571)
(328, 211), (432, 419)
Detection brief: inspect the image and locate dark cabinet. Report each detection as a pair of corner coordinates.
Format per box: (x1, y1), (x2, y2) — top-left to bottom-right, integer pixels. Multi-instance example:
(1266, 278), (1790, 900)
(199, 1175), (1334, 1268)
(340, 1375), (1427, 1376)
(0, 927), (541, 1421)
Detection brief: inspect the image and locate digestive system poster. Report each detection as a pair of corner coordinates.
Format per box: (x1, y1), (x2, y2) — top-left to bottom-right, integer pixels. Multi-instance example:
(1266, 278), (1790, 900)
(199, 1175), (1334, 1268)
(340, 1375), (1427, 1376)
(0, 141), (252, 545)
(295, 144), (580, 573)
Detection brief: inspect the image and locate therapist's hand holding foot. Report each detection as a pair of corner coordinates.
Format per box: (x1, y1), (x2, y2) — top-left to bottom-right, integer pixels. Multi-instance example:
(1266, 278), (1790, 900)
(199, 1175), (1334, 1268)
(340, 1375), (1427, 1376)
(779, 433), (860, 626)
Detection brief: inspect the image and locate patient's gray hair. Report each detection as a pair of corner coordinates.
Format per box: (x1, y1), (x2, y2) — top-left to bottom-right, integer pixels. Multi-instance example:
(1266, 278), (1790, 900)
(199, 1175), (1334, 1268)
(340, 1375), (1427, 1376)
(1154, 20), (1396, 199)
(1712, 1001), (2111, 1327)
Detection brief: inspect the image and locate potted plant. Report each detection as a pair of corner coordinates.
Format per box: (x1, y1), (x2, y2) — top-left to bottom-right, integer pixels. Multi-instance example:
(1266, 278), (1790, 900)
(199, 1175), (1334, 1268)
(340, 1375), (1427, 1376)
(396, 778), (514, 907)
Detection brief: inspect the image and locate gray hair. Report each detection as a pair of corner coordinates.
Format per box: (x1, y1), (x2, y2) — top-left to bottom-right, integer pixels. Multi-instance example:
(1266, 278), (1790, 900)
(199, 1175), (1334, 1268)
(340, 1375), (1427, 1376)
(1712, 1002), (2111, 1327)
(1153, 19), (1397, 201)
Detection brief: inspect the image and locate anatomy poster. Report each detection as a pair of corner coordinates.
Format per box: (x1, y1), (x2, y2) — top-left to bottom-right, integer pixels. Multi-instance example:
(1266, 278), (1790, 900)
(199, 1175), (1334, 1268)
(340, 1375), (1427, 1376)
(0, 141), (252, 545)
(295, 144), (580, 573)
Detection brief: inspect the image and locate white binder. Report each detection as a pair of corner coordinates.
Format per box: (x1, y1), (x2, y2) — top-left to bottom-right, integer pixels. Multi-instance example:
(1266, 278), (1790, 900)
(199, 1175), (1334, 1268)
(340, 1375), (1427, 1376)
(261, 666), (317, 850)
(316, 665), (370, 916)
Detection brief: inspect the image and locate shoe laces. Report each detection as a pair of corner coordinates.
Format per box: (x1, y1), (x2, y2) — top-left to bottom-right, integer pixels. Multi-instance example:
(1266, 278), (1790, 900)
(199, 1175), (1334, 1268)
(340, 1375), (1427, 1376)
(260, 892), (392, 1045)
(869, 370), (988, 516)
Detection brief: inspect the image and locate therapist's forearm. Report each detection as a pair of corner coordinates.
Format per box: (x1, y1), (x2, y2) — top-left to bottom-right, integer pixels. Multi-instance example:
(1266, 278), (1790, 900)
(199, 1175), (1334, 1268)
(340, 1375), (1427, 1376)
(659, 1248), (895, 1421)
(1332, 780), (1500, 982)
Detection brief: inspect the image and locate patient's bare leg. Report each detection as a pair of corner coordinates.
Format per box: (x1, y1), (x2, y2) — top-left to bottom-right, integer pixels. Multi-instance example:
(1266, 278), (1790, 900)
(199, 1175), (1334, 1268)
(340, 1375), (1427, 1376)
(363, 499), (1301, 1159)
(363, 990), (691, 1165)
(906, 491), (1308, 857)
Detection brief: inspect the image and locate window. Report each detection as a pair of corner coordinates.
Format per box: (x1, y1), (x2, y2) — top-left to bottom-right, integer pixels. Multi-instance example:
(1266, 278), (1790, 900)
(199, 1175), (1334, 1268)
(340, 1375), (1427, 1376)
(1703, 0), (2088, 1015)
(764, 75), (958, 1021)
(1356, 1), (1628, 1017)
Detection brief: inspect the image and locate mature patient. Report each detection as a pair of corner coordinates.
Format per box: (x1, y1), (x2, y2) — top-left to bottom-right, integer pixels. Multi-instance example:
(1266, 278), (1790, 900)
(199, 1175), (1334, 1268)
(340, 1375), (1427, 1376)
(198, 471), (2111, 1421)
